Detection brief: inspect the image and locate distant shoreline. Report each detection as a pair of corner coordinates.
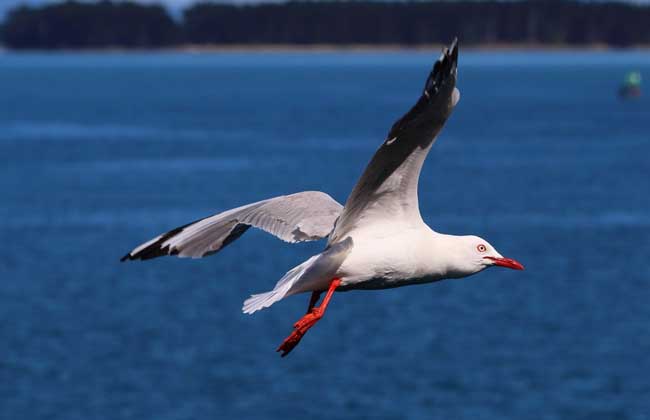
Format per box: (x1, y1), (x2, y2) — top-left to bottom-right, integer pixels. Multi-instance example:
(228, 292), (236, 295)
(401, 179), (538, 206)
(6, 0), (650, 51)
(177, 43), (648, 52)
(2, 43), (650, 53)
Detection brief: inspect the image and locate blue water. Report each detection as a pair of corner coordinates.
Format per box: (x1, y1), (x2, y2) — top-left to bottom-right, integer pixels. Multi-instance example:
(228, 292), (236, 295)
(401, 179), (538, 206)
(1, 50), (649, 420)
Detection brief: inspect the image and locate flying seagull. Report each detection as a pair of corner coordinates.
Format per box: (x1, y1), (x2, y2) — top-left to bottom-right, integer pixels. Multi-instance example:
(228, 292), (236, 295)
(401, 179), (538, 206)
(121, 39), (524, 357)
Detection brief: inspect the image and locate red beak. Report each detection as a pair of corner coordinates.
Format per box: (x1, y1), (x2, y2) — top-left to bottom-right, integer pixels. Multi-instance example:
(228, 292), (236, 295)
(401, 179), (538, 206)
(484, 256), (525, 270)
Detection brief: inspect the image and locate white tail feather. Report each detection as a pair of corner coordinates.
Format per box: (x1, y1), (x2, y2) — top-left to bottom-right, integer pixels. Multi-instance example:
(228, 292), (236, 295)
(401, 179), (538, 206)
(241, 237), (354, 315)
(242, 289), (286, 314)
(242, 255), (319, 314)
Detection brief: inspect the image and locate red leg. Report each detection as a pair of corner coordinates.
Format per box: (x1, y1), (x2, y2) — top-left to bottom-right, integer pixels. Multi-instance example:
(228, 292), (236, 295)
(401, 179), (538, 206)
(276, 278), (341, 357)
(306, 291), (322, 313)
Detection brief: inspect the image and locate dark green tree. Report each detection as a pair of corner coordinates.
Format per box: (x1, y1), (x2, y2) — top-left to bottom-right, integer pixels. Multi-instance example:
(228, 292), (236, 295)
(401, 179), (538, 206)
(2, 0), (179, 49)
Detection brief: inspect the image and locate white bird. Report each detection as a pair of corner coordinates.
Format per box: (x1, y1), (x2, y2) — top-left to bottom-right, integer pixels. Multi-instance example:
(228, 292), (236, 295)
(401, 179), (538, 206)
(122, 39), (524, 357)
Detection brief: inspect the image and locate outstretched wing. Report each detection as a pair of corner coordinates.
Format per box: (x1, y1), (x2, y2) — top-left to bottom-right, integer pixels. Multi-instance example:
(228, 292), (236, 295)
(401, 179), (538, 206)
(330, 39), (459, 243)
(121, 191), (342, 261)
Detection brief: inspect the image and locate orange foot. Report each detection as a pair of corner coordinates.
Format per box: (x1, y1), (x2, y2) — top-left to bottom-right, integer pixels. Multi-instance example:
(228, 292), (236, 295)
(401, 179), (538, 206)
(276, 308), (323, 357)
(276, 279), (341, 358)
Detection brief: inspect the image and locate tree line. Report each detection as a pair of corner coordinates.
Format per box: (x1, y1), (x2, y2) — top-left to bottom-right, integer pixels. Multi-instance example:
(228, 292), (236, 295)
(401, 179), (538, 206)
(2, 0), (650, 49)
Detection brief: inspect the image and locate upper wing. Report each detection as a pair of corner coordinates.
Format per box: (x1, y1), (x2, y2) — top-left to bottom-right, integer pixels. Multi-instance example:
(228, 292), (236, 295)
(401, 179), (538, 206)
(121, 191), (342, 261)
(329, 39), (459, 243)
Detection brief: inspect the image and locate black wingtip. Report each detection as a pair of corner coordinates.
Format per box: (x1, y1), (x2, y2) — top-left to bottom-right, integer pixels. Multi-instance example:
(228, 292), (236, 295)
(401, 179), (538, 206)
(422, 37), (458, 96)
(119, 222), (192, 263)
(449, 37), (458, 63)
(385, 36), (459, 140)
(442, 37), (458, 71)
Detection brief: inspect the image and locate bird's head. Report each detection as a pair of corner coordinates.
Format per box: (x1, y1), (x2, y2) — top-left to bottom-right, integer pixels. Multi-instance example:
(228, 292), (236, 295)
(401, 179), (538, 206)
(448, 235), (524, 277)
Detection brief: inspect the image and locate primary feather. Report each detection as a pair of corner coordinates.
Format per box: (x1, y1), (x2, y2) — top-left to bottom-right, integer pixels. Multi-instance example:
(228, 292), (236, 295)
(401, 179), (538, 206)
(121, 191), (342, 261)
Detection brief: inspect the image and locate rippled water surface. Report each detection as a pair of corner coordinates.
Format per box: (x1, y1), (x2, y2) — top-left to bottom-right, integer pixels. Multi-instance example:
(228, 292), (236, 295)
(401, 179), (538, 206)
(1, 50), (649, 419)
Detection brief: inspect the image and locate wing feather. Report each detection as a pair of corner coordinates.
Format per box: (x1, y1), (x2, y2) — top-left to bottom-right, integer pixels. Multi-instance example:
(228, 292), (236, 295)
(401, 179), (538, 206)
(121, 191), (342, 261)
(330, 38), (459, 243)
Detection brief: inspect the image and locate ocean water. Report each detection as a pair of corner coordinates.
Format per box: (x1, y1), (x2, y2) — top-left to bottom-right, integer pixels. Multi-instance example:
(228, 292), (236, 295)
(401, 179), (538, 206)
(1, 50), (649, 420)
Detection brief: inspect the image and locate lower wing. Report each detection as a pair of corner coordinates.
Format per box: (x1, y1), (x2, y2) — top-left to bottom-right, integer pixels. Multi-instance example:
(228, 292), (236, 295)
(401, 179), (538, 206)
(121, 191), (342, 261)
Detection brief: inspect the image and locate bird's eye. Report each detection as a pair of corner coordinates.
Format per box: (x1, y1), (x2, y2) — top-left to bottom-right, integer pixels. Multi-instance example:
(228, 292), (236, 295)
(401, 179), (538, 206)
(477, 244), (487, 253)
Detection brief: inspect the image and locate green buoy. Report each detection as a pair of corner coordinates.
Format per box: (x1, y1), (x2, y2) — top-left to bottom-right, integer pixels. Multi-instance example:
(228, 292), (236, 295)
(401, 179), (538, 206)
(619, 71), (642, 99)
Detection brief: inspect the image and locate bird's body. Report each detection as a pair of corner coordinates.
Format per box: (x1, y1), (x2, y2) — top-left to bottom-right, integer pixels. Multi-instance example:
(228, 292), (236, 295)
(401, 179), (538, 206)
(290, 222), (440, 294)
(122, 39), (524, 356)
(338, 230), (487, 290)
(337, 222), (440, 290)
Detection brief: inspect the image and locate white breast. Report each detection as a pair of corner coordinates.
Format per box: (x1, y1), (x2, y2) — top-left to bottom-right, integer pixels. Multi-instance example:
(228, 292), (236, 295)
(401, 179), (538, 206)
(334, 222), (448, 290)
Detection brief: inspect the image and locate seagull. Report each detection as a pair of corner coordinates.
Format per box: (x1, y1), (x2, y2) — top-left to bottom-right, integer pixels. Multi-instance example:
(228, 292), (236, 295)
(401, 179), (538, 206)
(121, 39), (524, 357)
